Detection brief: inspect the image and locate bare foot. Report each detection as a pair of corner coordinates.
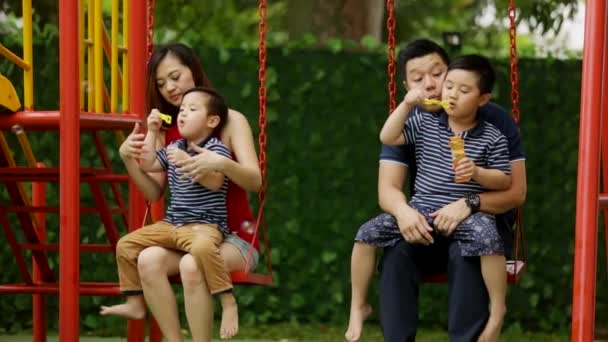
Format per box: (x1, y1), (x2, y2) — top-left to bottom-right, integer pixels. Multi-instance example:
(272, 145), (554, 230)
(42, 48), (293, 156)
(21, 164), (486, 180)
(100, 296), (146, 320)
(219, 296), (239, 339)
(345, 303), (373, 342)
(477, 311), (505, 342)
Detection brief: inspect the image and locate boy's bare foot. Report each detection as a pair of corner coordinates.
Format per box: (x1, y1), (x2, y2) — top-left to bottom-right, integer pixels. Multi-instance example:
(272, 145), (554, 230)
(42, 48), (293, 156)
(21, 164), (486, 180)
(345, 303), (373, 342)
(219, 294), (239, 339)
(477, 309), (505, 342)
(100, 296), (146, 320)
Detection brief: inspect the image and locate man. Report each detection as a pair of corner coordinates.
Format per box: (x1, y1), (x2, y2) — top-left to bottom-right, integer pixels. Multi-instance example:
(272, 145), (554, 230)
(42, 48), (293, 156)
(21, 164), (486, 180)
(377, 39), (526, 342)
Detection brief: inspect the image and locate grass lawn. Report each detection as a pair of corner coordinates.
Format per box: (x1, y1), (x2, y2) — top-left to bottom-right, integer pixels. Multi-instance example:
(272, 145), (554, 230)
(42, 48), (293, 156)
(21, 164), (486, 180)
(1, 323), (570, 341)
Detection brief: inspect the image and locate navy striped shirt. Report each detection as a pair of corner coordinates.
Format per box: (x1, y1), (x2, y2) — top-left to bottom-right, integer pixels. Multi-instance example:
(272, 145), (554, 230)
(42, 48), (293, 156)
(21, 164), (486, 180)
(156, 137), (232, 233)
(403, 108), (511, 208)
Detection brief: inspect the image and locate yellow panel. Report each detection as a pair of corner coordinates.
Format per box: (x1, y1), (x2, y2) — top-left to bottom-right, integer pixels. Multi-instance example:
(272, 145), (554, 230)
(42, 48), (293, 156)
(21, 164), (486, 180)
(0, 74), (21, 112)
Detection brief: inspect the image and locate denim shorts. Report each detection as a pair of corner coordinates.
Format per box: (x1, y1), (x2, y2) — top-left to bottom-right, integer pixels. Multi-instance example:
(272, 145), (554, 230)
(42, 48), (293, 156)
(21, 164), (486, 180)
(225, 234), (259, 271)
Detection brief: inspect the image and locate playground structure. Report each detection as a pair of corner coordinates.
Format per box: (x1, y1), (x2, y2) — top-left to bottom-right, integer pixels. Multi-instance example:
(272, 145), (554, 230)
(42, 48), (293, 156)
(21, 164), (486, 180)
(0, 0), (271, 341)
(572, 0), (608, 341)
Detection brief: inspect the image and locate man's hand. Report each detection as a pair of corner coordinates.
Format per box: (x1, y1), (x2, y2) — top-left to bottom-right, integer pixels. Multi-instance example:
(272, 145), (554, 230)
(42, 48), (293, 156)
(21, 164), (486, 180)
(430, 198), (471, 236)
(395, 206), (434, 245)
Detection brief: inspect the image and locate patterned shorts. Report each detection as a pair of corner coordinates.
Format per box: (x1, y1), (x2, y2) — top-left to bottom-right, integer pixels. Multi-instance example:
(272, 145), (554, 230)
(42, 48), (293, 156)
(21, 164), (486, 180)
(355, 203), (504, 256)
(224, 234), (259, 271)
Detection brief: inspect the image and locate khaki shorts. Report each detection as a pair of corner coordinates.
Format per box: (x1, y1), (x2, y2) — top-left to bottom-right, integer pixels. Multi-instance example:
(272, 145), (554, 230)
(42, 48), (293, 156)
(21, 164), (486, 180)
(225, 234), (259, 271)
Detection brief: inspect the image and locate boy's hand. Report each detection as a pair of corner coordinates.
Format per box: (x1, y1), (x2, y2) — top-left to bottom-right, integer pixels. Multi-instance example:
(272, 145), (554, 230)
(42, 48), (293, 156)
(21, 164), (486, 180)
(167, 147), (190, 166)
(119, 123), (145, 160)
(147, 109), (163, 132)
(454, 157), (477, 181)
(403, 88), (425, 107)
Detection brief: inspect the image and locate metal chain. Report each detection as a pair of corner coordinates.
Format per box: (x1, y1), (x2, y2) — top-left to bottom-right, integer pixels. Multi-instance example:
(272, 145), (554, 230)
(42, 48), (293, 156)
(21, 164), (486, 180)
(257, 0), (268, 202)
(147, 0), (156, 61)
(386, 0), (397, 114)
(508, 0), (521, 124)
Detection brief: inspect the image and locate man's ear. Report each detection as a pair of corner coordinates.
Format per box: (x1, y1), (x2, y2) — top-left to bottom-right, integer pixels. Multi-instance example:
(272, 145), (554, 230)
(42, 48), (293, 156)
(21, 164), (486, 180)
(478, 93), (492, 107)
(207, 115), (220, 128)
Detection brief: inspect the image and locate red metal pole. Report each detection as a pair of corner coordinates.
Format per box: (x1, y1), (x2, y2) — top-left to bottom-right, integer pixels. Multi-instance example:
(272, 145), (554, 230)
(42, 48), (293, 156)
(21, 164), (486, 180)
(572, 0), (607, 340)
(33, 162), (46, 342)
(59, 0), (81, 340)
(127, 0), (148, 341)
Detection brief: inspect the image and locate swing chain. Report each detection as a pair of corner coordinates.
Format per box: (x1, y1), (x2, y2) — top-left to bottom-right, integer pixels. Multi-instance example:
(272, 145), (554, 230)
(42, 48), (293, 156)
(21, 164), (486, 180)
(386, 0), (397, 114)
(508, 0), (521, 124)
(147, 0), (156, 61)
(258, 0), (268, 200)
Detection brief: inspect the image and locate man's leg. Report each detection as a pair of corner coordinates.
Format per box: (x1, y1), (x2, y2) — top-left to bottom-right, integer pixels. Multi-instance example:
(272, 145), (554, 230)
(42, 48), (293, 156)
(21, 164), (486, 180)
(379, 240), (420, 342)
(447, 240), (489, 342)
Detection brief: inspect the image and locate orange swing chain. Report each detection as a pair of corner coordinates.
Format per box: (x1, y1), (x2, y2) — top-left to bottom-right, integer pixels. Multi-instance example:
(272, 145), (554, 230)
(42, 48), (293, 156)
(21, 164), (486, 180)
(386, 0), (397, 114)
(247, 0), (272, 276)
(146, 0), (156, 61)
(508, 0), (526, 279)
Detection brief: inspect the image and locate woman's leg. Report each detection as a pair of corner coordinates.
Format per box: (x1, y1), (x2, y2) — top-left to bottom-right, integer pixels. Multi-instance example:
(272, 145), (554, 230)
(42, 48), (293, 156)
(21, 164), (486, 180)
(180, 241), (248, 342)
(138, 246), (184, 342)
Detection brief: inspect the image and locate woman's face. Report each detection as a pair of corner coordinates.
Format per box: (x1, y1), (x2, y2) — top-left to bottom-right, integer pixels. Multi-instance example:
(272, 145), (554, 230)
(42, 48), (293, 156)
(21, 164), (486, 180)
(155, 53), (196, 107)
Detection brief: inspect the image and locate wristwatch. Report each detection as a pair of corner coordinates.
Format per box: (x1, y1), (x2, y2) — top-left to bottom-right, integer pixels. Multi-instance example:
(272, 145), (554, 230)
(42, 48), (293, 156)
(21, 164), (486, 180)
(464, 193), (481, 213)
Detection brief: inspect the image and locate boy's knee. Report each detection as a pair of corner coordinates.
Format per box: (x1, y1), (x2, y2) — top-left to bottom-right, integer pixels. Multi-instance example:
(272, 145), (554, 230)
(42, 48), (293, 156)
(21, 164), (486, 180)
(179, 255), (203, 287)
(190, 238), (215, 259)
(116, 235), (136, 259)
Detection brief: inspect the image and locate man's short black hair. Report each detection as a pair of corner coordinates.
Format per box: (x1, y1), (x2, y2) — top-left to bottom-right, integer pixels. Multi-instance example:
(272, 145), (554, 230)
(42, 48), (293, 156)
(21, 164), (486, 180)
(397, 39), (450, 77)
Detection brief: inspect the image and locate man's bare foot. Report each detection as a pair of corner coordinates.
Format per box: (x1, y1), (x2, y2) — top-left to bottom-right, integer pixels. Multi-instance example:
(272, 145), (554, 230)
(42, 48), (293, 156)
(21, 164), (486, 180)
(219, 294), (239, 339)
(100, 296), (146, 320)
(345, 303), (373, 342)
(477, 310), (505, 342)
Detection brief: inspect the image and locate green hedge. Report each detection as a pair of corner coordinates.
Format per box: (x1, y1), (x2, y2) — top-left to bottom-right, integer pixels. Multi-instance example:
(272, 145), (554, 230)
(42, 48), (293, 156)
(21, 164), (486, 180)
(0, 41), (595, 334)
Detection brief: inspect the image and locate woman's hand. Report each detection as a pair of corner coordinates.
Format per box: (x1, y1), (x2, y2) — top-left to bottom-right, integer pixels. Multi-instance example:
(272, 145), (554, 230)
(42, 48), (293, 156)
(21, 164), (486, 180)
(119, 123), (145, 160)
(167, 147), (190, 166)
(175, 144), (229, 182)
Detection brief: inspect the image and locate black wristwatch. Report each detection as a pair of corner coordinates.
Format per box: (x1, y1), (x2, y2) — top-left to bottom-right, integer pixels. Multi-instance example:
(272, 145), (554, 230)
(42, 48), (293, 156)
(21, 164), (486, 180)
(464, 193), (481, 213)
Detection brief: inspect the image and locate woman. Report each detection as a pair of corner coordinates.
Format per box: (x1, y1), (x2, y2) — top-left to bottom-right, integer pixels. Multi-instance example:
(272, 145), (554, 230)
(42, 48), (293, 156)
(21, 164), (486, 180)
(109, 43), (262, 342)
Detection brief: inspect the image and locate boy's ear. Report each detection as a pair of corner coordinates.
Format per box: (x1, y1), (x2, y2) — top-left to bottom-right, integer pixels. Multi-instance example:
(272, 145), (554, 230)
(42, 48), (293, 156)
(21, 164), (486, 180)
(207, 115), (220, 128)
(402, 80), (410, 91)
(478, 93), (492, 107)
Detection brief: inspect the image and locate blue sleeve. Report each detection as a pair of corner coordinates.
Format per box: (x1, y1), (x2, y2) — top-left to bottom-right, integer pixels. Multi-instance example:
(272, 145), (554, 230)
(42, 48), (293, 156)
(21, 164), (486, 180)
(379, 144), (414, 167)
(479, 102), (525, 161)
(486, 135), (511, 175)
(403, 108), (424, 145)
(204, 137), (232, 159)
(156, 148), (169, 171)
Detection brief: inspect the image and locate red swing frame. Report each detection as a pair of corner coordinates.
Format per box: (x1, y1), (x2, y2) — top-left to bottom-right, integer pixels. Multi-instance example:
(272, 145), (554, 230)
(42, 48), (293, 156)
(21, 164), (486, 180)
(384, 0), (526, 284)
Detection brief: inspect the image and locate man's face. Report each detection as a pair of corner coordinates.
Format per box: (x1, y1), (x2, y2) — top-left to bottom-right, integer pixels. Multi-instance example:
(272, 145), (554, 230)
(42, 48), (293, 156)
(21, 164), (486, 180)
(404, 53), (448, 111)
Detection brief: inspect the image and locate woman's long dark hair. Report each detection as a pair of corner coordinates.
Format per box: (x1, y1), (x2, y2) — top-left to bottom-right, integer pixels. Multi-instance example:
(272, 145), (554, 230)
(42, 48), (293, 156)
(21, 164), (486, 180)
(145, 43), (213, 116)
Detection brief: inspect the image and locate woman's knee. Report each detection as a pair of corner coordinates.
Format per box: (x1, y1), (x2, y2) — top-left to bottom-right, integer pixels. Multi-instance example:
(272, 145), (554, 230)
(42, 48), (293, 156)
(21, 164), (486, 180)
(179, 254), (204, 288)
(137, 246), (173, 281)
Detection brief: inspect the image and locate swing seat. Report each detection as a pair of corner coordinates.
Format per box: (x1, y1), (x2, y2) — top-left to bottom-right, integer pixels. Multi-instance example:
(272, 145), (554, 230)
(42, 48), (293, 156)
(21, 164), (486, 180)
(422, 260), (526, 284)
(0, 74), (21, 112)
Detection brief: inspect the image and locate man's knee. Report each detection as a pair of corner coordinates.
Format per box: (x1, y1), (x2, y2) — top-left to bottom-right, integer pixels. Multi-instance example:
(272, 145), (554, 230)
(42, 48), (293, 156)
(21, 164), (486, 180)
(179, 255), (203, 288)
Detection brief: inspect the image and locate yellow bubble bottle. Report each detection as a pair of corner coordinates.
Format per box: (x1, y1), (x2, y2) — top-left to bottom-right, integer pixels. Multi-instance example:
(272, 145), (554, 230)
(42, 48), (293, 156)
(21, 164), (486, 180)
(449, 136), (470, 183)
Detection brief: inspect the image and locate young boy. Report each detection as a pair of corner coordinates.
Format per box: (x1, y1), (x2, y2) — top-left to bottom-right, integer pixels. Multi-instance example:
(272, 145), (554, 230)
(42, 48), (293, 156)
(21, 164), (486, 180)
(348, 55), (510, 342)
(101, 87), (240, 340)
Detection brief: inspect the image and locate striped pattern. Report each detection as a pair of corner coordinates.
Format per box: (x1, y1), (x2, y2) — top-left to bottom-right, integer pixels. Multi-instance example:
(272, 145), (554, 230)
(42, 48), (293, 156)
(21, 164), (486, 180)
(157, 137), (232, 233)
(403, 108), (511, 208)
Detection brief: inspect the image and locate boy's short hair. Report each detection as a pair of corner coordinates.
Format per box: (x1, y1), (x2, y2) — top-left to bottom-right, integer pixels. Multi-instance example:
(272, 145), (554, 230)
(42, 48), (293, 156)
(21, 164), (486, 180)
(447, 55), (496, 94)
(397, 39), (450, 77)
(183, 86), (229, 133)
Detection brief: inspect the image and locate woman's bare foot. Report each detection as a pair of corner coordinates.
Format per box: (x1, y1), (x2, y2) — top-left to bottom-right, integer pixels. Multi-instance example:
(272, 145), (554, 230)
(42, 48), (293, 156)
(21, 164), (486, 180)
(219, 293), (239, 339)
(477, 308), (505, 342)
(99, 295), (146, 320)
(345, 303), (373, 342)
